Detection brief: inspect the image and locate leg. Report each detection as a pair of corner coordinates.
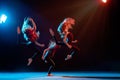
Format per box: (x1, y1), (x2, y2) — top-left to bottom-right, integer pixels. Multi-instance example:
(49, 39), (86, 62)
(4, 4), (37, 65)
(65, 46), (80, 60)
(46, 57), (55, 76)
(27, 58), (33, 66)
(27, 52), (38, 66)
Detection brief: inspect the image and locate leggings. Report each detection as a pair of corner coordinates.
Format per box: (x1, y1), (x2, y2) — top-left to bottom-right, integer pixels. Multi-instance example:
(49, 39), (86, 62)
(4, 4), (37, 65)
(68, 46), (80, 56)
(45, 56), (55, 74)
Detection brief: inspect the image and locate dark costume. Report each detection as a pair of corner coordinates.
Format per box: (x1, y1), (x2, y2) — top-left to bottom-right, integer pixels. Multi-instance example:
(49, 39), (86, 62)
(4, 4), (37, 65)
(43, 43), (60, 75)
(53, 32), (80, 60)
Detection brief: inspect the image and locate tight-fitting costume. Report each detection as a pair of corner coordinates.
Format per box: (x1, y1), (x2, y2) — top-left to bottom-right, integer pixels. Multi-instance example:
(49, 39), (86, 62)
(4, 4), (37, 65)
(65, 32), (80, 59)
(52, 32), (80, 60)
(21, 17), (44, 66)
(42, 42), (60, 75)
(24, 28), (40, 59)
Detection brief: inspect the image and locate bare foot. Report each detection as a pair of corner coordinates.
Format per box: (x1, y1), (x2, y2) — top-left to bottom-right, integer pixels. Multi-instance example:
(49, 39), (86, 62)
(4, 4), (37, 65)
(47, 74), (53, 76)
(27, 58), (33, 66)
(65, 54), (72, 60)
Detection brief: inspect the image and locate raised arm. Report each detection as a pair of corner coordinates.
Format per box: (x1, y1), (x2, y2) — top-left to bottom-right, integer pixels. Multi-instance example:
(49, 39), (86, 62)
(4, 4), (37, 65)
(28, 18), (37, 30)
(49, 28), (64, 45)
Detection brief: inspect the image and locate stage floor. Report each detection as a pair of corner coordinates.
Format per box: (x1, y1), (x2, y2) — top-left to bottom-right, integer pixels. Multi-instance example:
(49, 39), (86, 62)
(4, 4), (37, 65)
(0, 71), (120, 80)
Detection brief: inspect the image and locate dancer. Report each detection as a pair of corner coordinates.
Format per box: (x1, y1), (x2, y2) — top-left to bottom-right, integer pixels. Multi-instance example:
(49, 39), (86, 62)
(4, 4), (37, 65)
(41, 39), (60, 76)
(50, 17), (80, 61)
(19, 17), (44, 66)
(21, 17), (40, 44)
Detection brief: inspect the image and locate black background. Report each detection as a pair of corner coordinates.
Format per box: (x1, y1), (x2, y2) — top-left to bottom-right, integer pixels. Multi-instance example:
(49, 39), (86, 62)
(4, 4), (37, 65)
(0, 0), (119, 72)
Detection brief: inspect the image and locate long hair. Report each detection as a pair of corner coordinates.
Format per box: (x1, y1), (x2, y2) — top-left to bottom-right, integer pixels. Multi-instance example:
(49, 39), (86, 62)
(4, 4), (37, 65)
(21, 17), (38, 42)
(22, 17), (35, 33)
(57, 17), (75, 37)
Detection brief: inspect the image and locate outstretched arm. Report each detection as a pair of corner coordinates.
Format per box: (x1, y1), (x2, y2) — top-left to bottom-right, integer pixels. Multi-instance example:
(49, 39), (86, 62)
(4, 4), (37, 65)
(49, 28), (64, 45)
(72, 40), (78, 43)
(34, 41), (45, 47)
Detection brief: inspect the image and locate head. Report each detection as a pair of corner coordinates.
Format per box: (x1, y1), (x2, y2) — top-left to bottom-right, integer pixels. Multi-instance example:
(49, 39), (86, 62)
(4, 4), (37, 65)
(58, 17), (75, 36)
(63, 17), (75, 26)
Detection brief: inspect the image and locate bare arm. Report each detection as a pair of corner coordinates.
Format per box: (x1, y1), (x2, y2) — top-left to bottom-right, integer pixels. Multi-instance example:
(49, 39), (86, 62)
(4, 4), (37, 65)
(49, 28), (64, 45)
(41, 48), (49, 60)
(34, 41), (45, 47)
(63, 33), (72, 49)
(72, 40), (78, 43)
(28, 18), (37, 30)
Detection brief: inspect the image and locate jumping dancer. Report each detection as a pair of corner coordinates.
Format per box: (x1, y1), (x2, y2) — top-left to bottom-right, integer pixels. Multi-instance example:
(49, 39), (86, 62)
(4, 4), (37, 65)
(50, 17), (80, 61)
(41, 39), (60, 76)
(19, 17), (45, 66)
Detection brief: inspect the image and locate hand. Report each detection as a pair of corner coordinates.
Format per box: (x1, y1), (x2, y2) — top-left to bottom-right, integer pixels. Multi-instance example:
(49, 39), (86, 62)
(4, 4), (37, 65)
(74, 40), (78, 43)
(72, 40), (78, 43)
(36, 31), (40, 38)
(27, 58), (33, 66)
(17, 26), (21, 34)
(65, 54), (72, 60)
(68, 45), (72, 49)
(28, 17), (33, 21)
(41, 56), (47, 63)
(41, 56), (44, 61)
(49, 28), (54, 36)
(41, 44), (45, 47)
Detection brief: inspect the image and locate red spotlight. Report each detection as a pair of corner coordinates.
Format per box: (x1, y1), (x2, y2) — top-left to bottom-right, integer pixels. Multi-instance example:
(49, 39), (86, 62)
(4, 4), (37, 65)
(98, 0), (110, 6)
(102, 0), (107, 3)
